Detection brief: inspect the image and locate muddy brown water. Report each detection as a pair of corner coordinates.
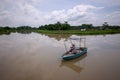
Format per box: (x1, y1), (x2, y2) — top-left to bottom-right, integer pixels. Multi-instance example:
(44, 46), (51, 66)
(0, 32), (120, 80)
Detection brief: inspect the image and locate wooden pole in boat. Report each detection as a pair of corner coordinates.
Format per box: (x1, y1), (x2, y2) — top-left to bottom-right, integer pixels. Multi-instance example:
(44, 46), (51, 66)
(83, 38), (86, 48)
(70, 39), (73, 45)
(64, 41), (68, 52)
(79, 38), (81, 48)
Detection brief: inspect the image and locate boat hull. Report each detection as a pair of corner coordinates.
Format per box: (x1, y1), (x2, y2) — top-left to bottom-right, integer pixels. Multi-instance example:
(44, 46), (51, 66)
(62, 48), (87, 60)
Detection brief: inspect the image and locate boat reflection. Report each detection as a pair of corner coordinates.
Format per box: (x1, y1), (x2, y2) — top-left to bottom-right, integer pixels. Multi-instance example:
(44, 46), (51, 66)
(60, 53), (87, 73)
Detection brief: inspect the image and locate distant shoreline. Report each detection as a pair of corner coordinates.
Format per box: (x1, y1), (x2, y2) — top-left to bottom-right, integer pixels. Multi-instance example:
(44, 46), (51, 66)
(37, 29), (120, 35)
(0, 29), (120, 35)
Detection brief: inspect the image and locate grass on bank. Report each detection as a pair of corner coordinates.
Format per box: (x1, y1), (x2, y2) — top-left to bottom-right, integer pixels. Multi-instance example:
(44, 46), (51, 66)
(37, 29), (120, 35)
(0, 29), (120, 35)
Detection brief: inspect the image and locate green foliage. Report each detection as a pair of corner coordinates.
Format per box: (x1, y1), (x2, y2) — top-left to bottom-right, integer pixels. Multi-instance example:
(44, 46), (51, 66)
(17, 26), (32, 30)
(37, 29), (120, 35)
(39, 21), (71, 30)
(0, 22), (120, 35)
(0, 26), (37, 35)
(101, 22), (109, 30)
(81, 24), (93, 29)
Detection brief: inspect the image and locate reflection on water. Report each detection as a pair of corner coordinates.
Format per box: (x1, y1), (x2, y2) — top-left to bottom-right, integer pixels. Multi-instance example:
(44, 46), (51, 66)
(0, 31), (33, 35)
(0, 33), (120, 80)
(44, 34), (71, 41)
(60, 54), (87, 73)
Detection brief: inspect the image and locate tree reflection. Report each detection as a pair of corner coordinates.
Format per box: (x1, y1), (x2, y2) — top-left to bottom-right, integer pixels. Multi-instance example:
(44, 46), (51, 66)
(0, 31), (33, 35)
(0, 31), (11, 35)
(44, 34), (72, 41)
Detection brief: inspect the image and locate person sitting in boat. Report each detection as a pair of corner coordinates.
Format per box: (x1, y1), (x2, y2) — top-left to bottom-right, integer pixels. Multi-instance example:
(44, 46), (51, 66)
(69, 44), (75, 52)
(66, 44), (77, 54)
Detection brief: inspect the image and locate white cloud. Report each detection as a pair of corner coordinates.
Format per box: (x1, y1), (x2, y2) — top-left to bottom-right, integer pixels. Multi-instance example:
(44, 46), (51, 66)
(44, 4), (103, 25)
(0, 3), (104, 26)
(0, 0), (44, 26)
(0, 0), (120, 27)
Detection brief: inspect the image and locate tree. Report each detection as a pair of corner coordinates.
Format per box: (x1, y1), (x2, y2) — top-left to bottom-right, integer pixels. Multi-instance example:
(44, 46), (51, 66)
(102, 22), (109, 30)
(55, 21), (62, 30)
(81, 24), (93, 30)
(61, 21), (71, 30)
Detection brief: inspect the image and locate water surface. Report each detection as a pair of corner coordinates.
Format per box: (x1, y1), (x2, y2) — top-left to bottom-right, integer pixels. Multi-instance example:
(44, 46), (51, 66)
(0, 33), (120, 80)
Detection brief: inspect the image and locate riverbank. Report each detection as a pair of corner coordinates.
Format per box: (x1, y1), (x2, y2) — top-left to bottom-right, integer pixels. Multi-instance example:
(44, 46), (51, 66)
(37, 29), (120, 35)
(0, 29), (120, 35)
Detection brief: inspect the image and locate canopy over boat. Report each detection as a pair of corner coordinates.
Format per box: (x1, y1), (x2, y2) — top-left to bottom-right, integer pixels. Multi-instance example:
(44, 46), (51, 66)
(62, 37), (87, 60)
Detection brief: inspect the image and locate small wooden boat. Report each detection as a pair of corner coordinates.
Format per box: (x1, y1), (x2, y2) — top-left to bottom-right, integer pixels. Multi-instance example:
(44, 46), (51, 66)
(62, 47), (87, 60)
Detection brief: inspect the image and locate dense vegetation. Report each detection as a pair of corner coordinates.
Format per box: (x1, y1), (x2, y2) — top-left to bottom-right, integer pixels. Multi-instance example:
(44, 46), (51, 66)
(0, 22), (120, 35)
(0, 26), (37, 35)
(38, 22), (120, 30)
(39, 21), (71, 30)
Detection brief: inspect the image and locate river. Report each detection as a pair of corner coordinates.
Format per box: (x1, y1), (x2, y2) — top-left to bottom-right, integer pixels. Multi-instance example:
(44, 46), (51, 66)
(0, 32), (120, 80)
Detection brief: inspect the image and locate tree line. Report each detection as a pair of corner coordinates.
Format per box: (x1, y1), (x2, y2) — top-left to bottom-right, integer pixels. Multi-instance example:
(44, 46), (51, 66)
(38, 21), (71, 30)
(39, 22), (120, 30)
(0, 22), (120, 31)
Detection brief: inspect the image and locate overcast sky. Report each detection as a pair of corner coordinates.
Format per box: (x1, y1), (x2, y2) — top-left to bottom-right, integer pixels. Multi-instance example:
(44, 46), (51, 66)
(0, 0), (120, 27)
